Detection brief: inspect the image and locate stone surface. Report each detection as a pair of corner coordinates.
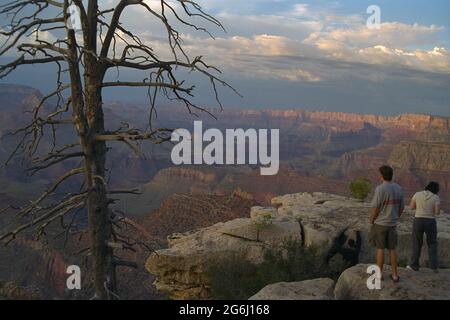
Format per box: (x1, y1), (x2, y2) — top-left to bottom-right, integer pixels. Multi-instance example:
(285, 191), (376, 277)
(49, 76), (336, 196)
(146, 192), (450, 299)
(335, 264), (450, 300)
(146, 215), (301, 300)
(272, 192), (450, 267)
(250, 206), (277, 220)
(0, 281), (41, 300)
(249, 278), (335, 300)
(218, 216), (300, 243)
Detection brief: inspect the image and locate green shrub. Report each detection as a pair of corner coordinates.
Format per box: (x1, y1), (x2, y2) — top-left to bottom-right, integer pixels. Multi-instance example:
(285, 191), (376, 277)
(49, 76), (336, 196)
(253, 214), (273, 242)
(207, 240), (351, 300)
(398, 258), (408, 268)
(349, 178), (372, 201)
(206, 254), (261, 300)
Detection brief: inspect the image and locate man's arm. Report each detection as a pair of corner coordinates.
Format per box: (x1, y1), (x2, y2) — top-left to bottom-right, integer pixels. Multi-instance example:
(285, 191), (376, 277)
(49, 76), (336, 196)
(398, 189), (405, 218)
(370, 207), (379, 225)
(370, 187), (380, 224)
(399, 203), (405, 218)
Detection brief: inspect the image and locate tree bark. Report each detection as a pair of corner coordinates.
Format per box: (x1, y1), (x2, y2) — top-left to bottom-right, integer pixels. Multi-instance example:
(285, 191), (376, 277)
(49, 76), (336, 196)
(79, 0), (116, 299)
(85, 144), (116, 299)
(84, 60), (116, 299)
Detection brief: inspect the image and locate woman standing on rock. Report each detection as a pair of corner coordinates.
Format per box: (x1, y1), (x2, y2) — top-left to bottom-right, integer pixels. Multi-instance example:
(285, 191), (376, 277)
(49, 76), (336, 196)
(407, 182), (441, 272)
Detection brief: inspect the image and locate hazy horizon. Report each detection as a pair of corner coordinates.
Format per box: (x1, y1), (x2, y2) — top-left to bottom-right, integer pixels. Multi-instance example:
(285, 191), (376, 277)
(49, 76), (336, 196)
(1, 81), (448, 119)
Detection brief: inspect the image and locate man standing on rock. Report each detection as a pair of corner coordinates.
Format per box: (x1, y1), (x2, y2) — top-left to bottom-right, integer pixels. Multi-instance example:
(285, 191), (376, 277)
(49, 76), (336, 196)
(369, 165), (405, 282)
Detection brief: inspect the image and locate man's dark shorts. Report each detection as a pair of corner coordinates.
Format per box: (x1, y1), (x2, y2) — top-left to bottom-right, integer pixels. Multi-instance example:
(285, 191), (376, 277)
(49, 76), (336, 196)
(369, 224), (398, 250)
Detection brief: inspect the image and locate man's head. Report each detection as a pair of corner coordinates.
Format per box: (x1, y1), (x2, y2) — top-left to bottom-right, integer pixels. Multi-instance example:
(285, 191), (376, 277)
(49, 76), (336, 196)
(425, 181), (440, 195)
(379, 165), (393, 182)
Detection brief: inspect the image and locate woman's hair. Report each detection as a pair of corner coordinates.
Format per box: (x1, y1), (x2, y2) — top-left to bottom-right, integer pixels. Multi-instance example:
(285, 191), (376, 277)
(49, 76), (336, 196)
(425, 181), (440, 195)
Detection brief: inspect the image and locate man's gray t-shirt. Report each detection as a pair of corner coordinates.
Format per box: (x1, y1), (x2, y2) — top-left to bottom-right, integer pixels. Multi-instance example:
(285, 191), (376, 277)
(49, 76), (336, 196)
(371, 182), (404, 227)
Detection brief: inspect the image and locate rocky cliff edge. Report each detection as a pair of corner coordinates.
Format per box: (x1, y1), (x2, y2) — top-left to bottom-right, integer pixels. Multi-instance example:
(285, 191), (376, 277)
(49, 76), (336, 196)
(146, 192), (450, 299)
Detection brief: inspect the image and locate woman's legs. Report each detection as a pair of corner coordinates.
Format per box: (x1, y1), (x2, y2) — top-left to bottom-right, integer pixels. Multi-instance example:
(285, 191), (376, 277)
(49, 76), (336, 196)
(410, 218), (424, 270)
(424, 219), (438, 270)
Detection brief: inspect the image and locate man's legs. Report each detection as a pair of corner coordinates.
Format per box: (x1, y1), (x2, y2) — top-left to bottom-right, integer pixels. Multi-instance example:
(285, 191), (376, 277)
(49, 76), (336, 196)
(388, 226), (399, 280)
(376, 249), (384, 274)
(389, 249), (399, 279)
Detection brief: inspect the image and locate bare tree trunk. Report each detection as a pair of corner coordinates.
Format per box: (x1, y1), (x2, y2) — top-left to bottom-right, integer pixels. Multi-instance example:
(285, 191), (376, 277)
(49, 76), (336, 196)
(83, 0), (116, 299)
(65, 4), (115, 296)
(84, 59), (116, 299)
(85, 141), (116, 299)
(0, 0), (233, 300)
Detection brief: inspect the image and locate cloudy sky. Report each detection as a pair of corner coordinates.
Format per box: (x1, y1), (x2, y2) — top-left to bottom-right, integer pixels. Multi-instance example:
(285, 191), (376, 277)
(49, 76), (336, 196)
(2, 0), (450, 116)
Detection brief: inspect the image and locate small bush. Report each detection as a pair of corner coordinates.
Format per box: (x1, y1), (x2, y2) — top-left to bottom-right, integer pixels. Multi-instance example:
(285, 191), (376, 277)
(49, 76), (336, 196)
(253, 214), (273, 242)
(207, 240), (351, 300)
(398, 258), (408, 268)
(350, 178), (372, 201)
(206, 254), (261, 300)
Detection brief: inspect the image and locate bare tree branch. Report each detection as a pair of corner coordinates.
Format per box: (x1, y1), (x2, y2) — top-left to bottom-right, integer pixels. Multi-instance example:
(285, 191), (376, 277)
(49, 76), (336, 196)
(0, 0), (238, 299)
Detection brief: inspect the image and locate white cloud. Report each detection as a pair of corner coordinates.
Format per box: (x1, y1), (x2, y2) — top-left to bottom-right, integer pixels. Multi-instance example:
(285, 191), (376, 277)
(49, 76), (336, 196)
(305, 22), (443, 48)
(74, 2), (450, 81)
(357, 46), (450, 73)
(292, 4), (309, 16)
(304, 22), (449, 73)
(0, 28), (59, 57)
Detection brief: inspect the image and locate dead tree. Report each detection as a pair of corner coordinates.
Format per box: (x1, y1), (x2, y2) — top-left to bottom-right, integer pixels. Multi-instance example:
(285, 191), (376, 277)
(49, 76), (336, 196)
(0, 0), (235, 299)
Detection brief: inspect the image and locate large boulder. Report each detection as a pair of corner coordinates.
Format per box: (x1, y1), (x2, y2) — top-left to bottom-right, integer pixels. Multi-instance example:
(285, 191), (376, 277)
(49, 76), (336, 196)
(249, 278), (335, 300)
(146, 215), (302, 300)
(335, 264), (450, 300)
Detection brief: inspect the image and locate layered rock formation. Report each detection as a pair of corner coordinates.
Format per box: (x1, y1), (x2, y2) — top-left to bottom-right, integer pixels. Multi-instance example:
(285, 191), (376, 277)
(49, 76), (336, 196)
(388, 141), (450, 209)
(3, 85), (450, 216)
(120, 166), (253, 215)
(146, 192), (450, 300)
(146, 214), (302, 299)
(231, 109), (450, 136)
(389, 141), (450, 172)
(139, 192), (258, 245)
